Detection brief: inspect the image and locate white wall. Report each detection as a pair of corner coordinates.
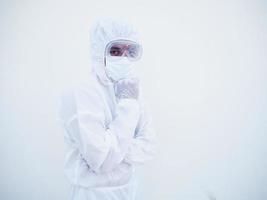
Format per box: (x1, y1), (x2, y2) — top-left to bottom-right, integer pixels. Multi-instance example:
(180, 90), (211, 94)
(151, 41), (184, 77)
(1, 0), (267, 199)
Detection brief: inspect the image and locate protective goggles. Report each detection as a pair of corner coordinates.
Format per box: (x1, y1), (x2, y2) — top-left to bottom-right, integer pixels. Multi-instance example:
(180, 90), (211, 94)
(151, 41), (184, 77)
(104, 39), (143, 61)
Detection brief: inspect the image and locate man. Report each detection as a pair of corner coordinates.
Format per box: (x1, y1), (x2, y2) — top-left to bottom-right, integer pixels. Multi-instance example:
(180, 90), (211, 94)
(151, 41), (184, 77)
(59, 18), (157, 200)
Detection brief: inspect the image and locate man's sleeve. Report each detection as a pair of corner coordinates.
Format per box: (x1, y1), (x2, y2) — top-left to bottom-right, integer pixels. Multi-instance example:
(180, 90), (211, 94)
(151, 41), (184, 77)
(123, 100), (159, 165)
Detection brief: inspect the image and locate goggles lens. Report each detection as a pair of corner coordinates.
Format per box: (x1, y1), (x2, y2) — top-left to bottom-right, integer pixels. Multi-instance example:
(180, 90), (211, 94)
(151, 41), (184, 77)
(105, 40), (142, 61)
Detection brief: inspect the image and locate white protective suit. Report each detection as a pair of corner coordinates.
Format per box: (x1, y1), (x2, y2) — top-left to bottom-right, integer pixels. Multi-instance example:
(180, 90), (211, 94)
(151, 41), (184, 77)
(59, 18), (158, 200)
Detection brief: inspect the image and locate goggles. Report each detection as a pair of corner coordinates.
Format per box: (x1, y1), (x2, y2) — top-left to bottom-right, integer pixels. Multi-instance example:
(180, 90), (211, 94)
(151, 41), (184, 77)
(105, 39), (143, 61)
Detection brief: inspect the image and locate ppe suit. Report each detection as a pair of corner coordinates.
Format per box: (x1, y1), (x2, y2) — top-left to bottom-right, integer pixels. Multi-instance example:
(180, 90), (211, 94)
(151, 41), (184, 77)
(58, 18), (157, 200)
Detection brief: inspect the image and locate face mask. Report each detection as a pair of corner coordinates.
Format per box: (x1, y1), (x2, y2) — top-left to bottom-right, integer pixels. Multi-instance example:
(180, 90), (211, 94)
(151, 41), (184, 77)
(105, 56), (135, 82)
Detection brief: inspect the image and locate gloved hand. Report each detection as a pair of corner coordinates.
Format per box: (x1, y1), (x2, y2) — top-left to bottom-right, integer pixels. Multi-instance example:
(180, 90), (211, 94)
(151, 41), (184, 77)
(114, 78), (139, 100)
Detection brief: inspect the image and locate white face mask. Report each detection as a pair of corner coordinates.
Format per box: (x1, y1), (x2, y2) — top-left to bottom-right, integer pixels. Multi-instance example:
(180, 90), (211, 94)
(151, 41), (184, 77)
(105, 56), (135, 81)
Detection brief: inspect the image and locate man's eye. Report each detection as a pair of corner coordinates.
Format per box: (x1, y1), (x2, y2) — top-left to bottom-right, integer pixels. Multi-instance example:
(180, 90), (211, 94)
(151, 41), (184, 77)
(110, 46), (122, 56)
(110, 50), (120, 56)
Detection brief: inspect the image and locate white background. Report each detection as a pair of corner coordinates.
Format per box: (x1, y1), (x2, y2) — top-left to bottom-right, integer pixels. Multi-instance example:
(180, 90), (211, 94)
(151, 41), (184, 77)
(1, 0), (267, 199)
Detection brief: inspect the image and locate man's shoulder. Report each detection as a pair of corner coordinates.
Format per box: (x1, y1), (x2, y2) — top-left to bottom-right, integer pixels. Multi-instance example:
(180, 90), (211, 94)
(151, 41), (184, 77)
(58, 74), (103, 119)
(62, 74), (101, 97)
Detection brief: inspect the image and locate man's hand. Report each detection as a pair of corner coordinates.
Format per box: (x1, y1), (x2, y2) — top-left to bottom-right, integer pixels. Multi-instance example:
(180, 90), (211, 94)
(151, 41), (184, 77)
(114, 78), (139, 100)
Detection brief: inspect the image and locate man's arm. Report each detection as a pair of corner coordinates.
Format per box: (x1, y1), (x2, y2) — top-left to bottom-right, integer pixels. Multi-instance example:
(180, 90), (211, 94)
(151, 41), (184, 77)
(123, 101), (158, 165)
(59, 83), (140, 173)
